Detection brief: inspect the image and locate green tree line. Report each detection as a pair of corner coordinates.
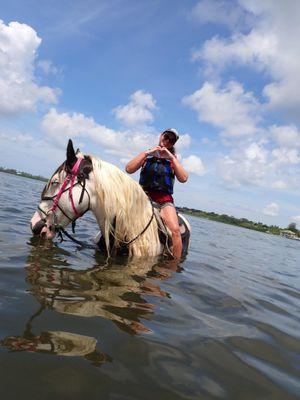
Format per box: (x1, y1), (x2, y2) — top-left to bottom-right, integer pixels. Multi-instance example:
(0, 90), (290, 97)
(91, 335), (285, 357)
(177, 206), (297, 236)
(0, 166), (48, 182)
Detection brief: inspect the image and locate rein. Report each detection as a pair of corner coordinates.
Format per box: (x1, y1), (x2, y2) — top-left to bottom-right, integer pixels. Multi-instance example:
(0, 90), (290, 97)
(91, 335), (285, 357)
(59, 201), (155, 252)
(119, 202), (155, 246)
(58, 227), (99, 249)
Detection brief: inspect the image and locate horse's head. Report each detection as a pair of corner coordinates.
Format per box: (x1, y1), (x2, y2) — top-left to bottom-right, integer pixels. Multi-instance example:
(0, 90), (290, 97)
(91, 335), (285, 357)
(30, 139), (93, 238)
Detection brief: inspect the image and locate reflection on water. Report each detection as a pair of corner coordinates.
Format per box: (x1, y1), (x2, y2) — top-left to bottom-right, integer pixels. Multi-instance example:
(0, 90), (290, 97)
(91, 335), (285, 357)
(2, 326), (110, 366)
(1, 238), (180, 364)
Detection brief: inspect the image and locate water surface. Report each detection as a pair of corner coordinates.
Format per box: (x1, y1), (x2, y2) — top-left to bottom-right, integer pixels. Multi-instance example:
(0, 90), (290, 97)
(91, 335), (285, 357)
(0, 172), (299, 399)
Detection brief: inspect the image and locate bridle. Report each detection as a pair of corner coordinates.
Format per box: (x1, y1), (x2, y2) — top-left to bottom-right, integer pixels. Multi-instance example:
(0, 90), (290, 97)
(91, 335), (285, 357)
(38, 158), (91, 233)
(35, 157), (157, 254)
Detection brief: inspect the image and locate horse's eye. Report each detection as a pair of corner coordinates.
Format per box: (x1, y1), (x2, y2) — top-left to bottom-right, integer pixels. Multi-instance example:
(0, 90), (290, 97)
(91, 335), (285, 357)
(51, 181), (60, 186)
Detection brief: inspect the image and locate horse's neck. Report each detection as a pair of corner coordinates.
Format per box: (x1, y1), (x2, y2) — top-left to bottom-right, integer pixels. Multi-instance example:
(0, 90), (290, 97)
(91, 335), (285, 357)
(82, 174), (105, 232)
(90, 186), (150, 228)
(87, 158), (155, 255)
(90, 197), (107, 233)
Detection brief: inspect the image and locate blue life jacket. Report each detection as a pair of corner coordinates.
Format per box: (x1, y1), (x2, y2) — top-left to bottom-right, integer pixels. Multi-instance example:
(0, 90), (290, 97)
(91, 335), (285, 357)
(139, 156), (175, 194)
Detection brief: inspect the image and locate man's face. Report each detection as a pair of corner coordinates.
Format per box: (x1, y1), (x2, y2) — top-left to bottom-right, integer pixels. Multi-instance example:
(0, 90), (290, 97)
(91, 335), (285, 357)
(160, 132), (176, 148)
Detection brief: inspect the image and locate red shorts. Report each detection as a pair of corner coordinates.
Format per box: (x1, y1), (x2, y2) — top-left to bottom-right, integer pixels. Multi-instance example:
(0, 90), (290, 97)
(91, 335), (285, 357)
(145, 190), (174, 205)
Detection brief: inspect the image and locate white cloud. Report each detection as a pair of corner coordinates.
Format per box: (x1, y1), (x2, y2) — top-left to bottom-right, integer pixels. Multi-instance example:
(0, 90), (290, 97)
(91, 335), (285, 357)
(193, 30), (277, 74)
(176, 133), (191, 150)
(217, 149), (268, 188)
(272, 148), (300, 165)
(217, 141), (300, 191)
(0, 20), (59, 115)
(0, 132), (33, 144)
(270, 125), (300, 148)
(245, 142), (267, 163)
(41, 108), (198, 175)
(271, 180), (287, 190)
(42, 107), (118, 146)
(263, 202), (279, 217)
(192, 1), (300, 116)
(189, 0), (246, 29)
(0, 132), (64, 176)
(37, 60), (59, 76)
(187, 1), (300, 194)
(183, 81), (260, 137)
(112, 90), (157, 127)
(215, 136), (300, 191)
(182, 155), (205, 176)
(42, 108), (139, 157)
(291, 215), (300, 224)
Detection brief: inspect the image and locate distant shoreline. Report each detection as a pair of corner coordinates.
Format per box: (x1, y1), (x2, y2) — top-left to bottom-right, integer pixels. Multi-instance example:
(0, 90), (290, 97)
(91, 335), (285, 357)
(177, 207), (287, 237)
(0, 167), (48, 182)
(1, 167), (296, 238)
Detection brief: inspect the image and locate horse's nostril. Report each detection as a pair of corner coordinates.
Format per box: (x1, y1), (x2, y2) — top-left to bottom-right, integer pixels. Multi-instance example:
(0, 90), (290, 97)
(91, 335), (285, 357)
(31, 219), (46, 236)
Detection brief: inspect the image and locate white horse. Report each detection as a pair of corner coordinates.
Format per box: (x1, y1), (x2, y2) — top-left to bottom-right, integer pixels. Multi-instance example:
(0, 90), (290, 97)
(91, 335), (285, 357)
(30, 140), (190, 258)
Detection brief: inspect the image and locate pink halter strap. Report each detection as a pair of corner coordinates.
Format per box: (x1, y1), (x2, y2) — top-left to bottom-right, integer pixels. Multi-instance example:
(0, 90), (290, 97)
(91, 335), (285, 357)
(50, 158), (83, 218)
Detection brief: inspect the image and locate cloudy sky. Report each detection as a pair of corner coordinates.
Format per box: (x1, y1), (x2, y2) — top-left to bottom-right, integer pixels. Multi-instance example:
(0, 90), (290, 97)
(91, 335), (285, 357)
(1, 0), (300, 227)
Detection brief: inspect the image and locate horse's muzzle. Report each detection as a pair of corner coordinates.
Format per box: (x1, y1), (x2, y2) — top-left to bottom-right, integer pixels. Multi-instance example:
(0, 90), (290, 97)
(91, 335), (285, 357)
(30, 211), (52, 237)
(31, 219), (47, 236)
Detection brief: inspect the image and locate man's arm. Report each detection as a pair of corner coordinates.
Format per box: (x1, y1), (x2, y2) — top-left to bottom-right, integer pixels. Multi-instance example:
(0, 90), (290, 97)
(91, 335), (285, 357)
(125, 146), (161, 174)
(171, 156), (188, 183)
(125, 151), (148, 174)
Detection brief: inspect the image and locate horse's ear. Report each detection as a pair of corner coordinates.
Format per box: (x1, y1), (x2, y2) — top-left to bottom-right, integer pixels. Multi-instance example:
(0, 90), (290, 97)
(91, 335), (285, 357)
(66, 139), (77, 167)
(76, 148), (84, 158)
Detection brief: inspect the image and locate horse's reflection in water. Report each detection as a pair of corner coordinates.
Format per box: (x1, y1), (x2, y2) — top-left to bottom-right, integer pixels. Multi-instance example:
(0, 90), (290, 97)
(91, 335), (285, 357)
(1, 315), (110, 366)
(1, 240), (180, 365)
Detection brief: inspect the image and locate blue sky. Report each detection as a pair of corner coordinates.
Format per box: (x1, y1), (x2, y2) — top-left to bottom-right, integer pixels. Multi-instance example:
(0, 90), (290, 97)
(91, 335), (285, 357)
(1, 0), (300, 227)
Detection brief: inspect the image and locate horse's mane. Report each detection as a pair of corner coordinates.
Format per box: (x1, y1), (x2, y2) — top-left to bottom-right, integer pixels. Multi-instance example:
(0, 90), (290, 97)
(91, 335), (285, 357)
(90, 156), (161, 257)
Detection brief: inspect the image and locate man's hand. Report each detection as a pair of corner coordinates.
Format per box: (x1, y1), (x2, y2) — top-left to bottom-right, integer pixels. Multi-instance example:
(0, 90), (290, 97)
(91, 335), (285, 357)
(145, 146), (175, 160)
(158, 147), (174, 160)
(145, 146), (161, 156)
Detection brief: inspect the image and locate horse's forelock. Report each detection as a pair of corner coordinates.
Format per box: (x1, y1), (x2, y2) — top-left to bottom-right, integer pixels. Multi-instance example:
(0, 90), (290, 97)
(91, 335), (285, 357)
(41, 156), (93, 199)
(41, 162), (66, 198)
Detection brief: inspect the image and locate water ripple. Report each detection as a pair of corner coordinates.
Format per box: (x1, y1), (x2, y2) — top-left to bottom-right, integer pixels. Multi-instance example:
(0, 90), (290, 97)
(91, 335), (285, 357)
(0, 173), (299, 399)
